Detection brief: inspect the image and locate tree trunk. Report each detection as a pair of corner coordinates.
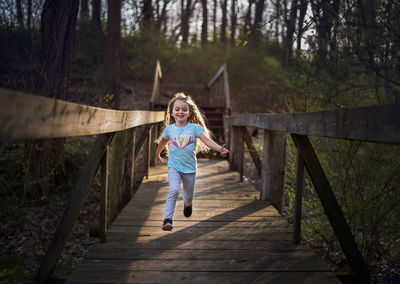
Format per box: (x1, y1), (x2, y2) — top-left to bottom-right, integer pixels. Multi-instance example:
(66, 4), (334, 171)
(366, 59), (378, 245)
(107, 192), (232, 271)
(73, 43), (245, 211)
(81, 0), (89, 20)
(201, 0), (208, 45)
(213, 0), (217, 41)
(230, 0), (237, 44)
(142, 0), (154, 29)
(24, 0), (79, 199)
(103, 0), (121, 109)
(220, 0), (227, 42)
(243, 0), (254, 36)
(296, 0), (308, 53)
(27, 0), (32, 29)
(252, 0), (265, 42)
(181, 0), (192, 45)
(283, 0), (298, 68)
(92, 0), (102, 27)
(16, 0), (24, 29)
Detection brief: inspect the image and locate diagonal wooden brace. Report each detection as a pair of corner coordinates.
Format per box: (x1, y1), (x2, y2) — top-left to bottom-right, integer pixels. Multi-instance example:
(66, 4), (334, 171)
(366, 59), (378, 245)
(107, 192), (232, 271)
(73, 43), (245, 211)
(291, 134), (369, 278)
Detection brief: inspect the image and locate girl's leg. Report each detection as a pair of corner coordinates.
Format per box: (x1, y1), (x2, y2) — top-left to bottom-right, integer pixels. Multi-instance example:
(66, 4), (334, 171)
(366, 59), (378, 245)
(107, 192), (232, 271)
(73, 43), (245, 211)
(181, 172), (196, 206)
(164, 168), (181, 220)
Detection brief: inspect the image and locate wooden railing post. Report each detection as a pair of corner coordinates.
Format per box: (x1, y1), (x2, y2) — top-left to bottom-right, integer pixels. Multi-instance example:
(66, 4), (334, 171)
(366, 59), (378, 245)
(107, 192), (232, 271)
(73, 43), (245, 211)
(130, 128), (136, 191)
(229, 126), (244, 181)
(293, 151), (304, 244)
(261, 130), (273, 201)
(99, 144), (110, 243)
(291, 134), (369, 277)
(144, 125), (153, 179)
(261, 130), (286, 211)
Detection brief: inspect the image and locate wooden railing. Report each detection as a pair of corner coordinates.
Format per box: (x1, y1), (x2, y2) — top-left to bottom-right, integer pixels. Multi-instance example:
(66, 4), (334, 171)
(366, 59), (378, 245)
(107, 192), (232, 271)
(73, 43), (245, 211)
(225, 103), (400, 278)
(207, 63), (232, 115)
(0, 88), (165, 283)
(150, 60), (162, 110)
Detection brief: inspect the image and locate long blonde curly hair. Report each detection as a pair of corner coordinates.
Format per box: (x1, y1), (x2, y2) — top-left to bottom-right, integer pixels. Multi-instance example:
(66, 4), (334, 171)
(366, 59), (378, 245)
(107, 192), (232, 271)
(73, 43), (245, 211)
(163, 93), (212, 154)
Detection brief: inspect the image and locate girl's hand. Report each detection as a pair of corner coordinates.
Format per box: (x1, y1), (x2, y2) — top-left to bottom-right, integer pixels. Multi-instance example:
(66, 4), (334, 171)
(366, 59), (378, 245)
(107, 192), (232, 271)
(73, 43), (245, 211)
(220, 144), (229, 157)
(156, 155), (165, 164)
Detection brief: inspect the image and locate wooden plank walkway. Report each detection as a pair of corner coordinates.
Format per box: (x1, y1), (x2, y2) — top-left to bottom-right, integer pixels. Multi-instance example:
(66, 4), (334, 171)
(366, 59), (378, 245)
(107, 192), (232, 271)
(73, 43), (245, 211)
(67, 160), (340, 283)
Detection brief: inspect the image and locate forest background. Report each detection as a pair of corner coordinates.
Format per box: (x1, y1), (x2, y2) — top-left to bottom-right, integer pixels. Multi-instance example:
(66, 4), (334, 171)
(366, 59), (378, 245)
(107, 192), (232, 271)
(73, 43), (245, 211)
(0, 0), (399, 282)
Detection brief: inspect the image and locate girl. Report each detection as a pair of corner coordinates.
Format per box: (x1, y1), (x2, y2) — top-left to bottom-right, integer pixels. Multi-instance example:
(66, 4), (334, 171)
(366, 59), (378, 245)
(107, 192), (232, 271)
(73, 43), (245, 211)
(156, 93), (229, 231)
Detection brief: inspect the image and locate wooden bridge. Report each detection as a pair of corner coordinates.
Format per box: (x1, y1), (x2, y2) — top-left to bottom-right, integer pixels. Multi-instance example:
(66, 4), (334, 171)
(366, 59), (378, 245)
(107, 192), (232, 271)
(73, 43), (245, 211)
(1, 61), (399, 283)
(66, 160), (339, 283)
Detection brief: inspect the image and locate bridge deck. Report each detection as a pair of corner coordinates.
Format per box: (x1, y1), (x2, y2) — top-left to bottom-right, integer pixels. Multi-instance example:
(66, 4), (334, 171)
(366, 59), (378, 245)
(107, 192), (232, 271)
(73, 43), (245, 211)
(67, 160), (340, 283)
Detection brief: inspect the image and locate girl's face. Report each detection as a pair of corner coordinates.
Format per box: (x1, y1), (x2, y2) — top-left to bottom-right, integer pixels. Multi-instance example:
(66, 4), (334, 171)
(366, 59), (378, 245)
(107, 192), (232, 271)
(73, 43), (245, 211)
(171, 99), (190, 125)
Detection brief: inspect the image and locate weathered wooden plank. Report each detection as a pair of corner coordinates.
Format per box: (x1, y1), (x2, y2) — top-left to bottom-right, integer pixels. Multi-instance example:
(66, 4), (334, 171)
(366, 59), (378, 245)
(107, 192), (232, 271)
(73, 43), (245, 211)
(293, 152), (305, 244)
(229, 126), (244, 179)
(105, 231), (293, 242)
(86, 239), (307, 250)
(261, 130), (273, 201)
(0, 88), (165, 140)
(107, 225), (292, 234)
(72, 258), (332, 272)
(291, 134), (369, 277)
(67, 271), (341, 284)
(226, 103), (400, 144)
(99, 145), (109, 243)
(111, 219), (288, 228)
(83, 249), (319, 262)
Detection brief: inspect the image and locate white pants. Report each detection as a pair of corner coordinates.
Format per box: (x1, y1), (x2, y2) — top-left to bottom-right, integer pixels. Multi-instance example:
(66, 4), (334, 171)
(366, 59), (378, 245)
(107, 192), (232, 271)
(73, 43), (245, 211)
(164, 167), (196, 220)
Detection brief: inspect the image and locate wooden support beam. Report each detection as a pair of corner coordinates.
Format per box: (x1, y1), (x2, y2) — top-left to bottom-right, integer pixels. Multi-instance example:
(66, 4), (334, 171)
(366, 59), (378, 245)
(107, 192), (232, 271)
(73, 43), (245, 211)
(293, 152), (304, 244)
(243, 128), (261, 176)
(36, 132), (115, 284)
(99, 145), (110, 243)
(261, 130), (286, 212)
(261, 130), (273, 201)
(229, 126), (244, 181)
(291, 134), (369, 277)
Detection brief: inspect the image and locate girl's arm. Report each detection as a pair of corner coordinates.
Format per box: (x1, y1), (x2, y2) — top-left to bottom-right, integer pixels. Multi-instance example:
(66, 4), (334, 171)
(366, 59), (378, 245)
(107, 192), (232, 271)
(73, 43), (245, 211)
(199, 133), (229, 157)
(156, 138), (169, 164)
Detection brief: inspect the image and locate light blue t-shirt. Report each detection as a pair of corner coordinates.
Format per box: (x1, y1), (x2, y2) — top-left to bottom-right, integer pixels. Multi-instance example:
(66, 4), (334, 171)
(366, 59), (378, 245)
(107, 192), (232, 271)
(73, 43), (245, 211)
(163, 123), (204, 173)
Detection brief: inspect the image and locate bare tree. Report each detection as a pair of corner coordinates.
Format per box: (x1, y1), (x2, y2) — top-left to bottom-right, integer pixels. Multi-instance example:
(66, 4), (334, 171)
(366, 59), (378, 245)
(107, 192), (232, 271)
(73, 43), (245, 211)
(103, 0), (121, 109)
(24, 0), (80, 198)
(201, 0), (208, 45)
(142, 0), (154, 28)
(220, 0), (227, 42)
(213, 0), (217, 41)
(81, 0), (89, 20)
(283, 0), (298, 67)
(92, 0), (102, 27)
(252, 0), (265, 42)
(296, 0), (308, 52)
(16, 0), (24, 28)
(181, 0), (193, 45)
(231, 0), (237, 44)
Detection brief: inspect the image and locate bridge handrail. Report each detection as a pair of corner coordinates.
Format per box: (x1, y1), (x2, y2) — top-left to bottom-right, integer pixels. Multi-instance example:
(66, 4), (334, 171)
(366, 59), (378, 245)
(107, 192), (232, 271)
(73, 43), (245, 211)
(150, 60), (162, 109)
(0, 85), (165, 283)
(207, 63), (231, 115)
(225, 103), (400, 279)
(0, 88), (164, 140)
(226, 103), (400, 145)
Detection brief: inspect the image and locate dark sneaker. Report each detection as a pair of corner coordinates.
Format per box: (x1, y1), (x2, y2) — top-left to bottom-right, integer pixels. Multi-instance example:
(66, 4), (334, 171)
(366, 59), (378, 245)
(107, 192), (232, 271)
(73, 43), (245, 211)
(183, 204), (192, 218)
(162, 218), (173, 231)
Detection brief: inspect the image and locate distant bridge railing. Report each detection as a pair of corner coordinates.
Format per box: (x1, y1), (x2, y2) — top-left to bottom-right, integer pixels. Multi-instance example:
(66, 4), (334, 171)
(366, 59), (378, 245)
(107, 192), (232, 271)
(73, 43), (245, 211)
(0, 87), (165, 283)
(225, 103), (400, 278)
